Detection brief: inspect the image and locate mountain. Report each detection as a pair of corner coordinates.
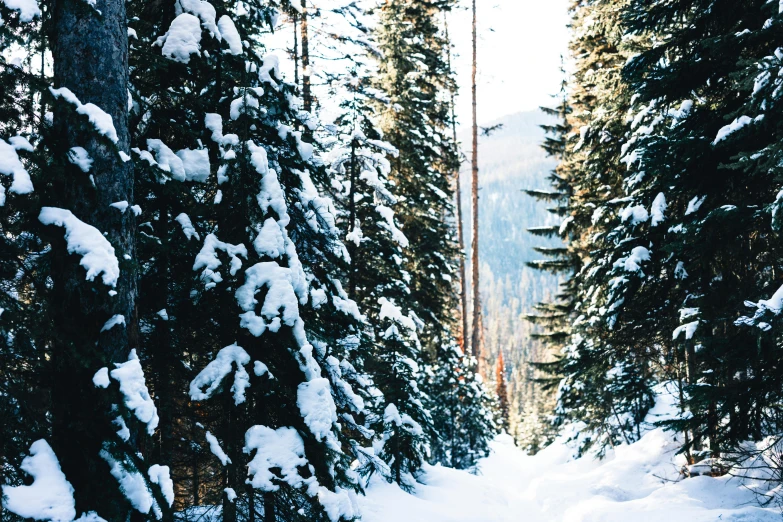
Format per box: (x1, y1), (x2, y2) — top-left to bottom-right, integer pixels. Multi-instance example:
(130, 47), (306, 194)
(458, 110), (561, 435)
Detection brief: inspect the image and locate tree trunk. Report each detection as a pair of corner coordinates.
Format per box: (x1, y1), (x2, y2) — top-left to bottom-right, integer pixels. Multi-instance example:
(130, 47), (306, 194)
(348, 140), (357, 297)
(263, 492), (275, 522)
(300, 0), (311, 114)
(293, 10), (299, 88)
(469, 0), (481, 360)
(49, 0), (135, 517)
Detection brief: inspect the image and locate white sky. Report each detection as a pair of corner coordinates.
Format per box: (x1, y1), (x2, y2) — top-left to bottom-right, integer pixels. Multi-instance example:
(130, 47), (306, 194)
(448, 0), (571, 131)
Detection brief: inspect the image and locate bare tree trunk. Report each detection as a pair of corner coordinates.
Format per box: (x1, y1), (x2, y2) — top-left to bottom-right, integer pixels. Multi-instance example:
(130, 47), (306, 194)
(264, 492), (275, 522)
(49, 0), (136, 516)
(300, 0), (311, 113)
(469, 0), (481, 360)
(348, 140), (357, 297)
(444, 15), (468, 350)
(293, 10), (299, 88)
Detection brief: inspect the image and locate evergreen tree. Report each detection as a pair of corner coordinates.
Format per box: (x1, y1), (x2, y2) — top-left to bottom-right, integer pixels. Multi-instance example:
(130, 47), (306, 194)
(429, 346), (495, 470)
(620, 0), (783, 456)
(371, 0), (495, 473)
(372, 0), (460, 355)
(495, 351), (510, 433)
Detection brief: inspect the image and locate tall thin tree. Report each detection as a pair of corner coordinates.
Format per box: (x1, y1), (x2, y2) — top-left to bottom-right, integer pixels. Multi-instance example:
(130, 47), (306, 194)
(469, 0), (481, 360)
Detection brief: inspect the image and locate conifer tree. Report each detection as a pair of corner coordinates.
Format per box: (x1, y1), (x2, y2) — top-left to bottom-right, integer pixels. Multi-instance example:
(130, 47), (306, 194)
(371, 0), (495, 472)
(528, 0), (656, 455)
(495, 351), (510, 432)
(0, 0), (57, 511)
(619, 0), (783, 455)
(372, 0), (460, 355)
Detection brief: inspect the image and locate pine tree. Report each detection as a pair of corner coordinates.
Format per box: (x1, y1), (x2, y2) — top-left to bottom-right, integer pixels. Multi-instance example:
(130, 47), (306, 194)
(619, 0), (783, 456)
(429, 345), (495, 470)
(0, 0), (56, 510)
(371, 0), (495, 473)
(372, 0), (460, 355)
(526, 0), (657, 456)
(495, 351), (510, 432)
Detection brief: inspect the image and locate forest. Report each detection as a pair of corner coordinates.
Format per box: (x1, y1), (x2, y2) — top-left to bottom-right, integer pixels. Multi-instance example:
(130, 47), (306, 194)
(4, 0), (783, 521)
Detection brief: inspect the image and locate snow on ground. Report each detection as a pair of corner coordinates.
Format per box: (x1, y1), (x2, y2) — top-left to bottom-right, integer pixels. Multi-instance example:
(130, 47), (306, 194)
(360, 430), (779, 522)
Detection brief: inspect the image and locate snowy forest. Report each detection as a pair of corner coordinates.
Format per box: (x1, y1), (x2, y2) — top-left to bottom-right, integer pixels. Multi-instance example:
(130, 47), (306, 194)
(4, 0), (783, 520)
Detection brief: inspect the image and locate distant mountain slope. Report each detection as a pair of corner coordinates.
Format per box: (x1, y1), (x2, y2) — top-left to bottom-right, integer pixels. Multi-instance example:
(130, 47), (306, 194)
(458, 110), (562, 432)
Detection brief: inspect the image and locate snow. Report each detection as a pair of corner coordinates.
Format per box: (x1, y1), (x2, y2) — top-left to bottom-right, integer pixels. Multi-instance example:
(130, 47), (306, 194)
(189, 343), (251, 405)
(378, 297), (417, 332)
(258, 54), (281, 88)
(109, 201), (129, 213)
(650, 192), (667, 226)
(235, 261), (301, 337)
(193, 234), (247, 289)
(206, 431), (231, 465)
(93, 367), (110, 388)
(297, 378), (338, 442)
(253, 360), (270, 377)
(230, 93), (260, 120)
(253, 218), (285, 259)
(620, 205), (649, 225)
(113, 416), (130, 441)
(333, 295), (365, 322)
(613, 246), (650, 273)
(319, 488), (359, 522)
(67, 147), (93, 173)
(0, 136), (34, 202)
(110, 349), (159, 435)
(359, 427), (779, 522)
(244, 425), (309, 492)
(38, 207), (120, 287)
(74, 513), (107, 522)
(148, 465), (175, 507)
(100, 314), (125, 332)
(157, 13), (202, 64)
(174, 213), (199, 241)
(49, 87), (118, 143)
(218, 16), (243, 54)
(673, 320), (699, 340)
(204, 113), (239, 147)
(375, 205), (409, 247)
(311, 288), (327, 308)
(713, 115), (760, 144)
(146, 139), (185, 180)
(1, 0), (41, 22)
(756, 283), (783, 313)
(2, 440), (75, 522)
(176, 148), (210, 182)
(383, 403), (422, 436)
(100, 449), (154, 515)
(177, 0), (219, 38)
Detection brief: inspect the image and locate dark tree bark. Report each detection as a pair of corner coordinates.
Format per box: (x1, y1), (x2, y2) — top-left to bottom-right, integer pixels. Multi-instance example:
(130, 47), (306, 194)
(348, 140), (357, 297)
(49, 0), (136, 517)
(300, 0), (311, 113)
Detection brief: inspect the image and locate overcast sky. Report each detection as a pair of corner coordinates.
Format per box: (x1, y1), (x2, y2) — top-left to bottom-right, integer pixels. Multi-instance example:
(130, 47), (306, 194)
(448, 0), (570, 132)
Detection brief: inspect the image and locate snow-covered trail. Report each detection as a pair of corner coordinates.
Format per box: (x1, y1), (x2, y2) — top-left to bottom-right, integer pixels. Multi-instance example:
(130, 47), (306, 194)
(359, 430), (780, 522)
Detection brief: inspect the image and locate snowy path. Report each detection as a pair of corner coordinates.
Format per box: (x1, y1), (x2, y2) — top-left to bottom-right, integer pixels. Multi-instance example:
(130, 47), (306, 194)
(359, 430), (780, 522)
